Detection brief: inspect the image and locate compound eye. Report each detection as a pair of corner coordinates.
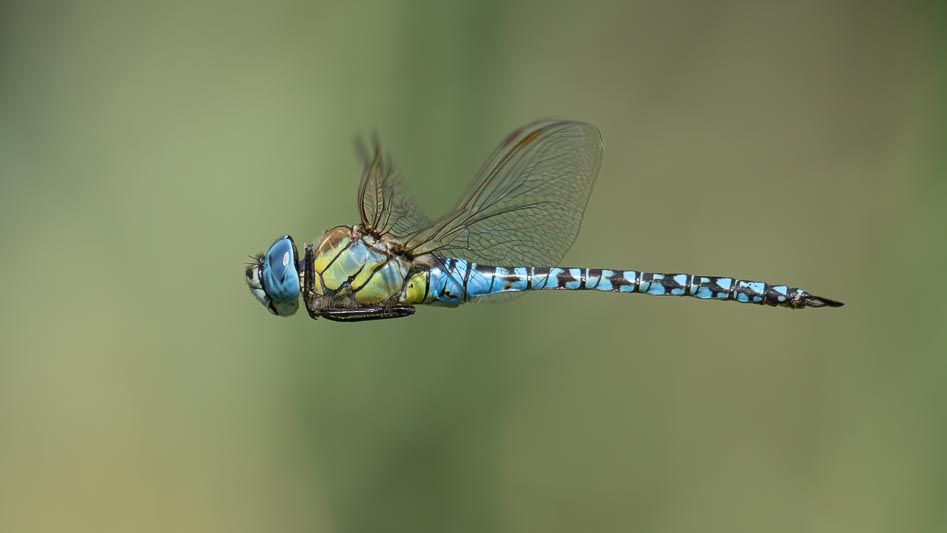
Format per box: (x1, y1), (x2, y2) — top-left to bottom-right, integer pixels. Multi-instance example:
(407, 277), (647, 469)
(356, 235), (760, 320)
(269, 247), (292, 272)
(260, 236), (300, 315)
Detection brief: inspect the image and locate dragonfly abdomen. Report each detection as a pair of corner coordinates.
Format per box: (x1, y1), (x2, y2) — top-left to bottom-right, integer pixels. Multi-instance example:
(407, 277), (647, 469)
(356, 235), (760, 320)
(418, 258), (842, 309)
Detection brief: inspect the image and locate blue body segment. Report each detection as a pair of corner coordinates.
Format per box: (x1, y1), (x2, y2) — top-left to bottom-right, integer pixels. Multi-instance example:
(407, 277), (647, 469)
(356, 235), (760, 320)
(423, 257), (835, 309)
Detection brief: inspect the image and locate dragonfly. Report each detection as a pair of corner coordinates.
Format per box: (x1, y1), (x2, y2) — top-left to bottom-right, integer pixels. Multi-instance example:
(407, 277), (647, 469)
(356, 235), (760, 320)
(246, 120), (843, 322)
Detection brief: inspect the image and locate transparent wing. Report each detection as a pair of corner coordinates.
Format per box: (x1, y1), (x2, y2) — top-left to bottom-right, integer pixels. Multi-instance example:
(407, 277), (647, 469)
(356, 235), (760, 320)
(406, 120), (604, 267)
(356, 136), (432, 238)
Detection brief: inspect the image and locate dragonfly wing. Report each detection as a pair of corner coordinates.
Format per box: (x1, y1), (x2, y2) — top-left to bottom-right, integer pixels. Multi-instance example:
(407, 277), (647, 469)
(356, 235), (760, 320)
(407, 120), (604, 267)
(356, 136), (433, 239)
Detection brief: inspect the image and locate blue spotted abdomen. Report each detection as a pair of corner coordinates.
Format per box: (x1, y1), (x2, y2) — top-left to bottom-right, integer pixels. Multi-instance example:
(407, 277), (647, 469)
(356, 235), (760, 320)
(422, 257), (842, 309)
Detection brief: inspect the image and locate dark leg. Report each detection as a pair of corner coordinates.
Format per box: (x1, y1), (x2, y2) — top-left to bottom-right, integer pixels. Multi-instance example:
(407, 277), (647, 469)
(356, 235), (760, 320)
(317, 306), (416, 322)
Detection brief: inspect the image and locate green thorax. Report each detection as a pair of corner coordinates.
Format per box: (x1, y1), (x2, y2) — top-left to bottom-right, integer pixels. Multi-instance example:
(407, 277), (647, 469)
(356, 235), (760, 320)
(306, 225), (416, 308)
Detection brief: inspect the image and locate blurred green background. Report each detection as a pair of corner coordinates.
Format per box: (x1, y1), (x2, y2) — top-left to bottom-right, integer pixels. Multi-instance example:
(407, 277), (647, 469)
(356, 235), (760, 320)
(1, 1), (945, 532)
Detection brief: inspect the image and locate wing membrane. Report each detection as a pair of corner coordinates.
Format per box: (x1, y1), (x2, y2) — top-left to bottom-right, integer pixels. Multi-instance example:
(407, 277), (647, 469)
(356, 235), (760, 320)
(406, 120), (604, 267)
(356, 137), (432, 238)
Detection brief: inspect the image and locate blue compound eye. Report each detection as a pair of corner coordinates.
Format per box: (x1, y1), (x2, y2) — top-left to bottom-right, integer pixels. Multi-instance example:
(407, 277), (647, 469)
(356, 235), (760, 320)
(260, 235), (300, 315)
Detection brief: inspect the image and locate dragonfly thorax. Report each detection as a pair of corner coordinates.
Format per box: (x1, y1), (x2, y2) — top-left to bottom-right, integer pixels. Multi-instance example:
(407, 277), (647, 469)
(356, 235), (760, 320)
(305, 225), (414, 311)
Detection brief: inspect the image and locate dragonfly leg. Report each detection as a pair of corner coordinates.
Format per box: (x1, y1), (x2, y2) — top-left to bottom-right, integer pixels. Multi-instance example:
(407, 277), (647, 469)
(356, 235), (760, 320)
(316, 306), (416, 322)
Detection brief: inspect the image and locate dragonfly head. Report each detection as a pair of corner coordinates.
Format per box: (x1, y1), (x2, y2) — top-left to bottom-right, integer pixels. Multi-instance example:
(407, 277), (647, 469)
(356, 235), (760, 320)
(246, 235), (301, 316)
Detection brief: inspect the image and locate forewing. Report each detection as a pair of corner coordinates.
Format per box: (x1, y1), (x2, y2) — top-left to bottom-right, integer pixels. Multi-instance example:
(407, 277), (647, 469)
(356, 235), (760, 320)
(356, 137), (432, 238)
(406, 120), (603, 267)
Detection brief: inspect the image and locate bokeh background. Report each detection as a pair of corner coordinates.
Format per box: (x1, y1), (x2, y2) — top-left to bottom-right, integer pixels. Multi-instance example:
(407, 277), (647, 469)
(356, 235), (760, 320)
(1, 1), (945, 532)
